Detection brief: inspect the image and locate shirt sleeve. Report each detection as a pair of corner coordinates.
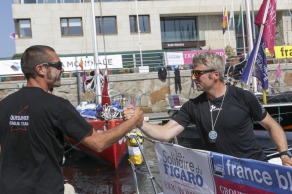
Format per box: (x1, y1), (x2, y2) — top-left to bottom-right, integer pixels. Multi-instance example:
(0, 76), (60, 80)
(244, 90), (267, 122)
(57, 100), (93, 142)
(172, 101), (193, 128)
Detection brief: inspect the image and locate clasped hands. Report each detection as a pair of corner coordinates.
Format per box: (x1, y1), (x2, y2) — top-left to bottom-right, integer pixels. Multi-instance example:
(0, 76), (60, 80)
(123, 105), (144, 128)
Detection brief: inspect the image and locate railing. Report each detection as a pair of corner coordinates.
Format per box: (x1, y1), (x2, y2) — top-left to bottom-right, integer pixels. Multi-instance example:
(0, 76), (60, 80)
(15, 0), (153, 4)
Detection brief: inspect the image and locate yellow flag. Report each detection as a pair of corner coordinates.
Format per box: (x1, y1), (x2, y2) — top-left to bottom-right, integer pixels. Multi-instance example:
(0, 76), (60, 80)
(79, 58), (84, 71)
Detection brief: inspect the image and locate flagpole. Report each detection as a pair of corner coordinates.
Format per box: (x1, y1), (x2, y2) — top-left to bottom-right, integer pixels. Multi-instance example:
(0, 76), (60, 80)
(91, 0), (102, 104)
(227, 4), (231, 46)
(251, 0), (256, 42)
(241, 0), (246, 56)
(135, 0), (143, 67)
(247, 0), (270, 98)
(231, 0), (237, 50)
(223, 6), (227, 47)
(245, 0), (258, 93)
(228, 20), (231, 46)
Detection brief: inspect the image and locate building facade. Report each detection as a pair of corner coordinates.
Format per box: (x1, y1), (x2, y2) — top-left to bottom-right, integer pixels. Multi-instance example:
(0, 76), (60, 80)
(12, 0), (292, 61)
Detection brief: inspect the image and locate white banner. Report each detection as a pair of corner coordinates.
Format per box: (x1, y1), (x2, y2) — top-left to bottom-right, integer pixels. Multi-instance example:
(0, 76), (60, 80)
(154, 142), (215, 194)
(165, 52), (184, 66)
(62, 55), (123, 72)
(0, 55), (123, 76)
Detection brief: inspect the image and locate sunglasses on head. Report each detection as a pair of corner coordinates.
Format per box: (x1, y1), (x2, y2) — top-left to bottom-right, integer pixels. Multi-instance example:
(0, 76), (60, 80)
(40, 61), (63, 70)
(192, 69), (215, 78)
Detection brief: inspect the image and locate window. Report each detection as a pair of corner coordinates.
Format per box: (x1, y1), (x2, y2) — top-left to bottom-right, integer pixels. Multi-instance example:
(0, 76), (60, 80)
(23, 0), (82, 3)
(15, 19), (32, 38)
(129, 15), (150, 33)
(61, 18), (83, 36)
(160, 17), (197, 42)
(23, 0), (36, 3)
(96, 16), (117, 35)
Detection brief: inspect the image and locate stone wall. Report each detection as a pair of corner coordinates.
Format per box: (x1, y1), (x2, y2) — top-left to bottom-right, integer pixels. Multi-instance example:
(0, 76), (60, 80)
(1, 64), (292, 113)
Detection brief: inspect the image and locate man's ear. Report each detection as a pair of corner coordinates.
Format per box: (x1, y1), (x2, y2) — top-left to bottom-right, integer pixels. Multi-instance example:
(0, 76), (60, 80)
(35, 65), (46, 76)
(213, 71), (220, 80)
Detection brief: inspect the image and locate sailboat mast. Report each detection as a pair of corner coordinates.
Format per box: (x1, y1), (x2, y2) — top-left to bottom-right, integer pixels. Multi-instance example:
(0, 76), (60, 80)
(91, 0), (102, 104)
(134, 0), (143, 67)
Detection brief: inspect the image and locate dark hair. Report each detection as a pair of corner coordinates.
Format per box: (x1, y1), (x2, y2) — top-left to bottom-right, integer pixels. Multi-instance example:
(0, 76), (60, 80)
(21, 45), (55, 79)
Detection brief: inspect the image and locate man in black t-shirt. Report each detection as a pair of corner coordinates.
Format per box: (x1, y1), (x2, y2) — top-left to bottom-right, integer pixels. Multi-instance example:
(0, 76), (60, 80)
(124, 52), (292, 166)
(0, 45), (143, 194)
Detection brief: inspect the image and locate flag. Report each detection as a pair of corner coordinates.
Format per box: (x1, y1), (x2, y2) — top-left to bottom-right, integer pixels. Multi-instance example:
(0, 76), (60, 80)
(9, 32), (16, 39)
(228, 7), (234, 29)
(237, 5), (242, 28)
(254, 0), (276, 55)
(240, 53), (253, 86)
(79, 58), (84, 71)
(222, 6), (228, 34)
(275, 64), (281, 83)
(101, 74), (111, 105)
(252, 36), (269, 91)
(82, 71), (86, 93)
(240, 36), (268, 90)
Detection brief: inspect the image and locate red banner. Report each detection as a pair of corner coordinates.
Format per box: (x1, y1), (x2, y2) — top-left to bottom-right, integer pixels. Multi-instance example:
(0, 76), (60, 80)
(255, 0), (277, 55)
(183, 49), (225, 65)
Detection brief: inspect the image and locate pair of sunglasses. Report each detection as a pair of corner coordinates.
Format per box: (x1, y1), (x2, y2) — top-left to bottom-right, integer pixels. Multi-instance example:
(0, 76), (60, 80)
(41, 61), (63, 70)
(192, 69), (215, 78)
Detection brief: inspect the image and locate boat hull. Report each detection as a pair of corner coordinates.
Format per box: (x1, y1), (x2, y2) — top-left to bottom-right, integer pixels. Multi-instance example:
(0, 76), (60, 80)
(64, 119), (127, 169)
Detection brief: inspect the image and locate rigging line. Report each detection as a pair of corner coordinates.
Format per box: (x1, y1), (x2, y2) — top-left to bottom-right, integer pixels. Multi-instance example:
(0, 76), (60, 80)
(98, 0), (109, 73)
(269, 111), (292, 116)
(263, 144), (292, 151)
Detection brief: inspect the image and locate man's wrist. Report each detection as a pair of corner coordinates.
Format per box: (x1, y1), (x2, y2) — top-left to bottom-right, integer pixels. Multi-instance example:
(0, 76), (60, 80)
(279, 150), (292, 158)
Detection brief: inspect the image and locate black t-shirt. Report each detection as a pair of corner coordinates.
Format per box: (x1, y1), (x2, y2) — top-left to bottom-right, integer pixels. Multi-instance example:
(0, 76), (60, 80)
(0, 87), (92, 194)
(172, 85), (268, 161)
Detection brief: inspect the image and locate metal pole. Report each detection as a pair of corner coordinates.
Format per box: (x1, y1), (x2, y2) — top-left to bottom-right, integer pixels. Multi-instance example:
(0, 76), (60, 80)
(75, 57), (81, 104)
(251, 0), (256, 42)
(98, 0), (108, 75)
(91, 0), (102, 104)
(128, 135), (159, 194)
(134, 0), (143, 67)
(130, 163), (140, 194)
(287, 20), (289, 45)
(241, 0), (246, 55)
(245, 0), (258, 92)
(246, 0), (271, 94)
(231, 0), (237, 50)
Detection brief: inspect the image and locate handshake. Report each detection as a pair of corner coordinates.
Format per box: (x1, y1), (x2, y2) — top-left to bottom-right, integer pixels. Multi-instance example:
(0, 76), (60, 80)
(123, 105), (145, 128)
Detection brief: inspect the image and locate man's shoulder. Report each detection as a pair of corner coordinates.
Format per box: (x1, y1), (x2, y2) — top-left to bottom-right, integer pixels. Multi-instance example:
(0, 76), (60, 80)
(228, 85), (253, 97)
(188, 92), (206, 105)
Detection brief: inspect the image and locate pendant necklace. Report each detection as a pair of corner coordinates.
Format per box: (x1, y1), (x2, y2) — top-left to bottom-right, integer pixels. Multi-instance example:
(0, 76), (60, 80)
(207, 87), (226, 143)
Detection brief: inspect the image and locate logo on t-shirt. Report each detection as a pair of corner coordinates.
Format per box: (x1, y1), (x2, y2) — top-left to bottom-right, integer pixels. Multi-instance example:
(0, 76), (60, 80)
(210, 105), (222, 112)
(10, 106), (30, 131)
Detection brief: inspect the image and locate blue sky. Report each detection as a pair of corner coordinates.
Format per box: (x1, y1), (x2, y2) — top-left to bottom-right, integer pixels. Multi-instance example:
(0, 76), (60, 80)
(0, 0), (16, 59)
